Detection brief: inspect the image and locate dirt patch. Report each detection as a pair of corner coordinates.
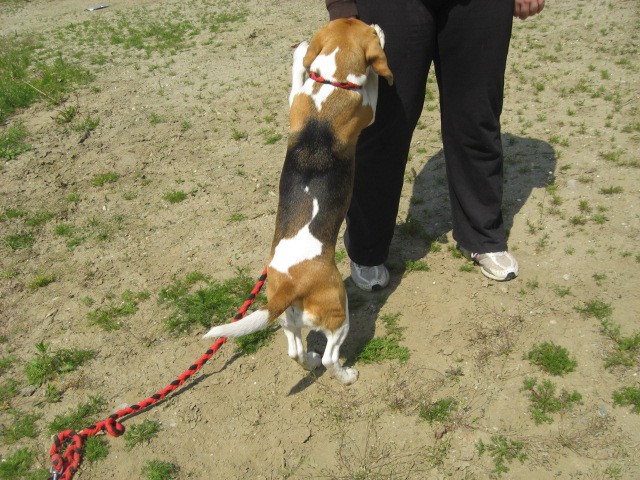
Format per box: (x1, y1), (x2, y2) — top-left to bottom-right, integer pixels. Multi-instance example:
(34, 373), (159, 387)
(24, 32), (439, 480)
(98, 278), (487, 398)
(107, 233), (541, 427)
(1, 0), (639, 478)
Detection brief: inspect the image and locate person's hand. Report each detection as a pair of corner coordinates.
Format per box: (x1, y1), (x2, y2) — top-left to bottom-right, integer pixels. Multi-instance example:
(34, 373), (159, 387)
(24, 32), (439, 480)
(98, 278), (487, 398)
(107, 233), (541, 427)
(514, 0), (545, 20)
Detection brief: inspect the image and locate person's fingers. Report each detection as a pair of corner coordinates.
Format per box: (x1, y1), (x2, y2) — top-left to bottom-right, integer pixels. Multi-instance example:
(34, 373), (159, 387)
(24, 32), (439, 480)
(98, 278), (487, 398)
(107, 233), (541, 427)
(514, 0), (545, 20)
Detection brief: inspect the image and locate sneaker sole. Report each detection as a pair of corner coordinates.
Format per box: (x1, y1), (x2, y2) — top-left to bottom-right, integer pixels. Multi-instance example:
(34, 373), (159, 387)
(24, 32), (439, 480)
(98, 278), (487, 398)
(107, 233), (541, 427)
(479, 267), (517, 282)
(350, 278), (388, 292)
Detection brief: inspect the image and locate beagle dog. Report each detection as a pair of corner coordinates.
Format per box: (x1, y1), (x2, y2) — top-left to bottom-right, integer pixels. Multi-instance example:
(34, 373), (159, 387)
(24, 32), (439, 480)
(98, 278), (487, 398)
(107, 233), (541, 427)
(204, 18), (393, 385)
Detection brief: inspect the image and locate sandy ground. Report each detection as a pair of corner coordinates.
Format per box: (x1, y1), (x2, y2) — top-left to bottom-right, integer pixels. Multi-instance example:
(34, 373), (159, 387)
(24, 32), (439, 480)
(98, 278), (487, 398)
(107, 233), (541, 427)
(1, 0), (639, 478)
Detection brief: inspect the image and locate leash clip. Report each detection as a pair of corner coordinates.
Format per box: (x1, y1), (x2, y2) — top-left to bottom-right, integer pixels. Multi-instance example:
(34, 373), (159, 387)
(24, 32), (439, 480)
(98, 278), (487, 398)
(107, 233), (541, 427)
(49, 466), (63, 480)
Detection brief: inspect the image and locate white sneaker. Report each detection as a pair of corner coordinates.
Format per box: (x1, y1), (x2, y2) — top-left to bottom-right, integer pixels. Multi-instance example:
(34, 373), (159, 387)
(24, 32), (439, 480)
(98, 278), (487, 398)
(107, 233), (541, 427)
(460, 248), (519, 281)
(350, 261), (390, 291)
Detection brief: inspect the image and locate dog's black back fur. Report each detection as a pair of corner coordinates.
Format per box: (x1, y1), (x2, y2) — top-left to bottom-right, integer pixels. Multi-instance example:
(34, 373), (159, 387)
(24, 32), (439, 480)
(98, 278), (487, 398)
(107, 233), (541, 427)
(274, 118), (354, 249)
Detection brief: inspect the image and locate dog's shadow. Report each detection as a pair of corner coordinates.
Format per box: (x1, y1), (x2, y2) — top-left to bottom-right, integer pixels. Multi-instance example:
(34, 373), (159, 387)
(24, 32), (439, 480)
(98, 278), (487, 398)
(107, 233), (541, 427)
(293, 134), (556, 393)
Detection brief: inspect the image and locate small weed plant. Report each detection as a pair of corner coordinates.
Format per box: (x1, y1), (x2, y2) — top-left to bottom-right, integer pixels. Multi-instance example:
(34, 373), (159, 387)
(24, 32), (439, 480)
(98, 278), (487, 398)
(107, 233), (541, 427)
(522, 377), (582, 424)
(600, 318), (640, 369)
(526, 342), (577, 375)
(419, 398), (458, 425)
(476, 435), (527, 476)
(356, 313), (410, 364)
(575, 299), (612, 320)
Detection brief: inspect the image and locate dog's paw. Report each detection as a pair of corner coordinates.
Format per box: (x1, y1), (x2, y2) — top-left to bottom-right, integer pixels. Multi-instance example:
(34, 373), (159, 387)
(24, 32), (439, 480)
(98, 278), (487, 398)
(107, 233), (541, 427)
(339, 367), (359, 385)
(302, 351), (322, 371)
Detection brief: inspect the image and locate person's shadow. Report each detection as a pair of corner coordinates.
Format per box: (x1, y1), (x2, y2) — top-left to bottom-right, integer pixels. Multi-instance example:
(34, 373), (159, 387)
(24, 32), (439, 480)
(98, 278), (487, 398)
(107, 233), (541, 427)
(295, 134), (556, 393)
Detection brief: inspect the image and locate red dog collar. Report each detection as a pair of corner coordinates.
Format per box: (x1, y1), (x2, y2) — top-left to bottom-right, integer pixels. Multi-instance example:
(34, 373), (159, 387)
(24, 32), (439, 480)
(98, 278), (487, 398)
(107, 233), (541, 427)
(309, 71), (362, 90)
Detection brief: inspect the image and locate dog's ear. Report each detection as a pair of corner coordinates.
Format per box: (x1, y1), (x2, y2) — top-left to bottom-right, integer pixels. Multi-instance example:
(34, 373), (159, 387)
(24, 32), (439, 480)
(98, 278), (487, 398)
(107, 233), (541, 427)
(366, 27), (393, 86)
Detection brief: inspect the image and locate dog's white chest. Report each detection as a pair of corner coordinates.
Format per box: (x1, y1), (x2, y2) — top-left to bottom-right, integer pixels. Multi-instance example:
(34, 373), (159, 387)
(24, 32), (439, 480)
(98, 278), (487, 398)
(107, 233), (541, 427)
(270, 198), (323, 274)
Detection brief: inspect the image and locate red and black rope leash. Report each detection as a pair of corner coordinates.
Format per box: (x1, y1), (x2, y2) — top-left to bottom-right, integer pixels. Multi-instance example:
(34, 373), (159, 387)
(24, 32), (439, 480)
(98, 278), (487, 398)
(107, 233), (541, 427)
(48, 268), (268, 480)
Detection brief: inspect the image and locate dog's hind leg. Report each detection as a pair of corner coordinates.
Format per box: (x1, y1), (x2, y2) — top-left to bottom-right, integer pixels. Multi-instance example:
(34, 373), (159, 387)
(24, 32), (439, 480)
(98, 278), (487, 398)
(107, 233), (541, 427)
(281, 306), (321, 371)
(322, 299), (358, 385)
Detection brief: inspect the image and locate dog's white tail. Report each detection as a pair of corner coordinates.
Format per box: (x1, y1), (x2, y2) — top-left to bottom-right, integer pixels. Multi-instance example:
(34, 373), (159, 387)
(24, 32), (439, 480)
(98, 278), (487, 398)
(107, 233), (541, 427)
(202, 309), (270, 339)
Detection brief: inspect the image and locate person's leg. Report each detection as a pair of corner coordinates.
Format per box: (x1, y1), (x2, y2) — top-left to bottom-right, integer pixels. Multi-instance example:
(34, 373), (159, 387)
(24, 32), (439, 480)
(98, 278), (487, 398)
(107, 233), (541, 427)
(345, 0), (437, 268)
(434, 0), (514, 255)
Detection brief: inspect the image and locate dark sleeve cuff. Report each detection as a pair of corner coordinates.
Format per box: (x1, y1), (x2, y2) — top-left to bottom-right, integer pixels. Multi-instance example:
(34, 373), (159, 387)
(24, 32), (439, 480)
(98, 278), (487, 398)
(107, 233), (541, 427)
(326, 0), (358, 20)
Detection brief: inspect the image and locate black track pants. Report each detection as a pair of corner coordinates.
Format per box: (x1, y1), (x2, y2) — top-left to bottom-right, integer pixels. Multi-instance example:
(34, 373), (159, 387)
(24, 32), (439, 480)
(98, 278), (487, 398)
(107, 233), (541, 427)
(345, 0), (514, 265)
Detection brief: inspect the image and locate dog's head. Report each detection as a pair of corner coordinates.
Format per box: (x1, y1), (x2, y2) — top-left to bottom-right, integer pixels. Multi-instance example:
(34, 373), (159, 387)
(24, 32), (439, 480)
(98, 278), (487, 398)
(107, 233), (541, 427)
(302, 18), (393, 87)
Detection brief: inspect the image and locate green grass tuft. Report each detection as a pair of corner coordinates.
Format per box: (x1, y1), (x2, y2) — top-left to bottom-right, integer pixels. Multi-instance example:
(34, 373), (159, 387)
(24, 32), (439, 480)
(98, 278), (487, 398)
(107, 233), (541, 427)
(0, 410), (41, 443)
(612, 386), (640, 414)
(54, 223), (74, 237)
(599, 186), (623, 195)
(526, 342), (577, 376)
(265, 133), (282, 144)
(124, 419), (160, 450)
(87, 290), (150, 331)
(25, 342), (96, 386)
(0, 355), (17, 375)
(27, 273), (56, 289)
(234, 328), (275, 355)
(24, 211), (54, 227)
(0, 122), (31, 160)
(405, 259), (429, 274)
(159, 270), (264, 333)
(163, 190), (187, 203)
(47, 396), (106, 434)
(84, 436), (110, 463)
(0, 37), (91, 123)
(92, 172), (120, 187)
(356, 313), (410, 364)
(0, 379), (21, 404)
(397, 215), (424, 237)
(0, 447), (48, 480)
(142, 460), (179, 480)
(2, 232), (35, 250)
